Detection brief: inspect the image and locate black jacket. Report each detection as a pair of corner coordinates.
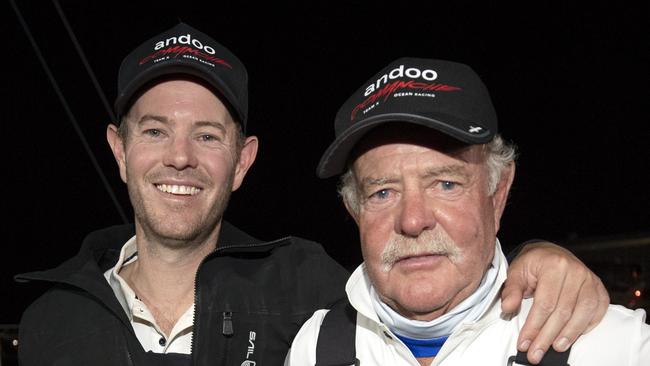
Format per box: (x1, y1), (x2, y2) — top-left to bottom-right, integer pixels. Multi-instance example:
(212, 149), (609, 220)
(16, 222), (350, 366)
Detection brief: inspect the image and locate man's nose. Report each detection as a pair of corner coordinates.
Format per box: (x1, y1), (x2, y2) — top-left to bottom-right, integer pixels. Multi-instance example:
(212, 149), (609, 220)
(163, 137), (198, 170)
(396, 190), (436, 237)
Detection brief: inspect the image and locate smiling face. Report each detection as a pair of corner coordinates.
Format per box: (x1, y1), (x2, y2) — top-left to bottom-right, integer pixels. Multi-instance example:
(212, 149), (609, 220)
(107, 79), (257, 248)
(346, 124), (513, 321)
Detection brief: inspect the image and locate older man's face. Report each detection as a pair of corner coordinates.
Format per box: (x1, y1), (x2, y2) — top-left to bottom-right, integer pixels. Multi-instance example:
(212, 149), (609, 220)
(348, 125), (513, 321)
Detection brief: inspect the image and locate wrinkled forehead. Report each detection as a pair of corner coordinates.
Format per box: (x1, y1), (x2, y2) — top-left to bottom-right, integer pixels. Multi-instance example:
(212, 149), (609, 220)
(349, 123), (485, 170)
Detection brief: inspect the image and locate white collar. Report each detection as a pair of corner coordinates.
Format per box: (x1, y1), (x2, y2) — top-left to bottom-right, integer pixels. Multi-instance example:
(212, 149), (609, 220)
(104, 235), (139, 320)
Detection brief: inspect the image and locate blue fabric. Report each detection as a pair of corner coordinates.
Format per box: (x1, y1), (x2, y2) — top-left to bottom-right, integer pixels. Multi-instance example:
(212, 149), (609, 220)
(394, 334), (449, 358)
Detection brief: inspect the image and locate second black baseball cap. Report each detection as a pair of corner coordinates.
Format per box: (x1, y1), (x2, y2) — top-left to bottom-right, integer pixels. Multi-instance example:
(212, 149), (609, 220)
(317, 57), (498, 178)
(114, 22), (248, 130)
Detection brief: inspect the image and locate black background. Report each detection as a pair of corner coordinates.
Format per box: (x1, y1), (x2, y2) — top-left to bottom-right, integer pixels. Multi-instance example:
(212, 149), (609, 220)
(4, 1), (649, 324)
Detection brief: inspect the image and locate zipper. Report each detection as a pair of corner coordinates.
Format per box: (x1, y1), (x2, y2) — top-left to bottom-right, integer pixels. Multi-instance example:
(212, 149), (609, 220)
(222, 311), (234, 336)
(189, 236), (291, 365)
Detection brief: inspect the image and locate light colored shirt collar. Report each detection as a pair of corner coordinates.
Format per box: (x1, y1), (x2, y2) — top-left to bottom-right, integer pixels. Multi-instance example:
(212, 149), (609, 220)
(105, 235), (139, 320)
(103, 235), (194, 353)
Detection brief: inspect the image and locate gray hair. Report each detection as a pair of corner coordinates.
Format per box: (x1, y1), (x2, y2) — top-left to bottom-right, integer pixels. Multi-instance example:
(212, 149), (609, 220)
(339, 134), (517, 215)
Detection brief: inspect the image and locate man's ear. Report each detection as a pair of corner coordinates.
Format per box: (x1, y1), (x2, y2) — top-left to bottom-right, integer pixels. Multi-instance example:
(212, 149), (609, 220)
(106, 124), (127, 183)
(231, 136), (259, 191)
(492, 163), (515, 232)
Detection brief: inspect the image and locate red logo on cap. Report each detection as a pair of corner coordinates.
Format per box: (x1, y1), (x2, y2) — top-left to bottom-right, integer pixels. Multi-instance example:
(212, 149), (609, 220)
(139, 46), (232, 68)
(351, 80), (461, 121)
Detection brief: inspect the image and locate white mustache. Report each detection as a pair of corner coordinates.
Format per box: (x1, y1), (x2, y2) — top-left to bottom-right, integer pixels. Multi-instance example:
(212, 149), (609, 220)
(380, 229), (462, 272)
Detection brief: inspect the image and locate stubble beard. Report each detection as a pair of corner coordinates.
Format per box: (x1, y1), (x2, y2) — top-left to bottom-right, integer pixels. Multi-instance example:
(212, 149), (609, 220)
(129, 168), (235, 249)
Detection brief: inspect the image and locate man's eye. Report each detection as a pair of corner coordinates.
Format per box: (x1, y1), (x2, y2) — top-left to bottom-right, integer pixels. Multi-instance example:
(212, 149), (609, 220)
(199, 134), (220, 142)
(370, 189), (392, 200)
(440, 181), (458, 190)
(144, 129), (162, 137)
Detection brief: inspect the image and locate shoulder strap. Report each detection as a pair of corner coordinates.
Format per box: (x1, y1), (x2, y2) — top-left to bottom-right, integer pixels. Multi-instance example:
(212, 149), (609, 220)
(507, 346), (572, 366)
(315, 298), (359, 366)
(315, 299), (572, 366)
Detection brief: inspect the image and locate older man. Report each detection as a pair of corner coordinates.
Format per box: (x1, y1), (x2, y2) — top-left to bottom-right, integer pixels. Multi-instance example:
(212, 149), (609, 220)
(286, 58), (649, 365)
(17, 23), (611, 365)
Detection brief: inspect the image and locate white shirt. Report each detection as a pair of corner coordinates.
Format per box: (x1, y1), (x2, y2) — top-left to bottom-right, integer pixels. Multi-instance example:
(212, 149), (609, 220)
(104, 236), (194, 354)
(286, 242), (650, 365)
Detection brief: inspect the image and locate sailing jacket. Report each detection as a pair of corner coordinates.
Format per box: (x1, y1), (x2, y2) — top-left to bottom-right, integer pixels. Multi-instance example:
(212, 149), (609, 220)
(17, 222), (349, 366)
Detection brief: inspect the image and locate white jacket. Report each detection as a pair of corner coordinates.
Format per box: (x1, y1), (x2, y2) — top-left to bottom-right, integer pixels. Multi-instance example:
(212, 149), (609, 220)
(285, 245), (650, 365)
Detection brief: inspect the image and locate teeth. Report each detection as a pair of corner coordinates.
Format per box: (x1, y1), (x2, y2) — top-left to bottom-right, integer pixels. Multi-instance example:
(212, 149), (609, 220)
(156, 184), (201, 196)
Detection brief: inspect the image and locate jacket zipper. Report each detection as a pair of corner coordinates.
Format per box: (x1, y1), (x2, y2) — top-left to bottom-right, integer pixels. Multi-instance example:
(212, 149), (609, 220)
(222, 311), (234, 336)
(189, 237), (290, 365)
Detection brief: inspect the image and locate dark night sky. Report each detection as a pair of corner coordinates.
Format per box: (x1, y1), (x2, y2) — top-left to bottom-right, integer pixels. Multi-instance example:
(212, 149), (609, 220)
(3, 1), (648, 323)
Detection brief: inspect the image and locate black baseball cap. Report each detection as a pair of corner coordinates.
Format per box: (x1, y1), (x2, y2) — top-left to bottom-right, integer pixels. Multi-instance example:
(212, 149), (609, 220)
(317, 57), (497, 178)
(114, 22), (248, 130)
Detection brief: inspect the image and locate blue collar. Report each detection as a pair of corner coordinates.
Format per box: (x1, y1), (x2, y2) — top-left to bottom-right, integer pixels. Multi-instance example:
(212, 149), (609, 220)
(394, 334), (449, 358)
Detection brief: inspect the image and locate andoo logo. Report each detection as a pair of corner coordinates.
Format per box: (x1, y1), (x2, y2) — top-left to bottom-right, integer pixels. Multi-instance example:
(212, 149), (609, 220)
(351, 65), (461, 121)
(139, 33), (231, 68)
(364, 64), (438, 96)
(154, 33), (216, 54)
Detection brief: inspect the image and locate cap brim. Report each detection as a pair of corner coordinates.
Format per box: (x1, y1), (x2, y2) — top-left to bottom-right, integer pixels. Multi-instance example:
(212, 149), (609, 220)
(114, 60), (244, 123)
(316, 113), (493, 178)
